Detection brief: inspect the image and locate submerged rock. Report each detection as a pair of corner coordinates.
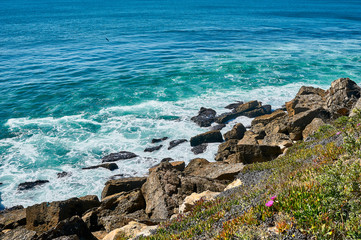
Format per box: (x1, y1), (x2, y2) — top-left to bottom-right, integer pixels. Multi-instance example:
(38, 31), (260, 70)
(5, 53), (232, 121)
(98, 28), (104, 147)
(17, 180), (49, 191)
(191, 107), (217, 127)
(168, 139), (187, 150)
(191, 144), (207, 155)
(144, 145), (163, 152)
(101, 151), (138, 163)
(151, 137), (168, 143)
(57, 172), (71, 178)
(225, 101), (244, 110)
(82, 163), (118, 171)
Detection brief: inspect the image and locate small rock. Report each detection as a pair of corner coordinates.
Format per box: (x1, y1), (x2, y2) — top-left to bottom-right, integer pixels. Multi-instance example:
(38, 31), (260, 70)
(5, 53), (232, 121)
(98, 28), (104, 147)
(17, 180), (49, 191)
(190, 130), (223, 147)
(82, 163), (118, 171)
(57, 172), (71, 178)
(144, 145), (163, 152)
(179, 191), (220, 213)
(191, 144), (207, 154)
(151, 137), (168, 143)
(101, 151), (138, 163)
(191, 107), (217, 127)
(168, 139), (187, 150)
(211, 124), (226, 131)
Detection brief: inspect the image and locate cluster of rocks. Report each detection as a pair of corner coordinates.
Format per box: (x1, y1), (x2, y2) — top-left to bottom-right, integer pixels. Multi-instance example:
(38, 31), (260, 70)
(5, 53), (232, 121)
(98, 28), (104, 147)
(2, 78), (361, 240)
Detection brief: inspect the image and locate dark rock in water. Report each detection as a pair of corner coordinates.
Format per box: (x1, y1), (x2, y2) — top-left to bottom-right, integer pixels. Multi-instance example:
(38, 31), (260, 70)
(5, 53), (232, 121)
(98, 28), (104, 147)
(26, 196), (100, 234)
(190, 130), (223, 146)
(151, 137), (168, 143)
(191, 144), (207, 154)
(225, 101), (244, 110)
(101, 151), (138, 163)
(149, 161), (185, 173)
(82, 163), (118, 171)
(241, 107), (268, 118)
(168, 139), (187, 150)
(35, 216), (97, 240)
(191, 107), (217, 127)
(0, 182), (2, 185)
(144, 145), (163, 152)
(57, 172), (71, 178)
(215, 112), (242, 124)
(17, 180), (49, 191)
(263, 104), (272, 114)
(161, 157), (174, 162)
(224, 123), (246, 141)
(216, 101), (270, 123)
(211, 124), (226, 131)
(101, 177), (147, 200)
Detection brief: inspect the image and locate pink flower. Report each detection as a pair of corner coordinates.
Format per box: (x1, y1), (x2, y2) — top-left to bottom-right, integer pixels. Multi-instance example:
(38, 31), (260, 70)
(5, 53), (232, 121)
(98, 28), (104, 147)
(270, 196), (277, 200)
(265, 200), (274, 207)
(336, 131), (342, 135)
(358, 123), (361, 127)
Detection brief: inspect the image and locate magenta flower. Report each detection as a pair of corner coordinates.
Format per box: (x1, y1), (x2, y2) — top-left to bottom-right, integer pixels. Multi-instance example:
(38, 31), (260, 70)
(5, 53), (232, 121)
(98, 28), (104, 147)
(270, 196), (277, 200)
(265, 200), (274, 207)
(336, 131), (342, 135)
(358, 123), (361, 127)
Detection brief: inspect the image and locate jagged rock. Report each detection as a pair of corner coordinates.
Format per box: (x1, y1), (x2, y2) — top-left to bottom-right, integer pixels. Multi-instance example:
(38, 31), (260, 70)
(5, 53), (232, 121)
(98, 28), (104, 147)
(225, 101), (244, 110)
(215, 140), (238, 161)
(34, 216), (97, 240)
(168, 139), (187, 150)
(144, 145), (163, 152)
(101, 151), (138, 163)
(0, 226), (36, 240)
(151, 137), (168, 143)
(251, 110), (287, 126)
(326, 78), (361, 118)
(191, 144), (207, 154)
(238, 131), (262, 145)
(18, 180), (49, 191)
(26, 196), (100, 233)
(149, 161), (185, 173)
(285, 86), (327, 117)
(190, 130), (223, 146)
(0, 207), (26, 230)
(262, 133), (293, 148)
(302, 118), (325, 139)
(288, 107), (330, 140)
(185, 161), (244, 181)
(57, 172), (71, 178)
(191, 107), (217, 127)
(216, 101), (265, 124)
(179, 191), (220, 213)
(224, 179), (243, 191)
(211, 124), (226, 131)
(82, 163), (118, 171)
(230, 144), (282, 164)
(101, 177), (147, 200)
(223, 123), (246, 141)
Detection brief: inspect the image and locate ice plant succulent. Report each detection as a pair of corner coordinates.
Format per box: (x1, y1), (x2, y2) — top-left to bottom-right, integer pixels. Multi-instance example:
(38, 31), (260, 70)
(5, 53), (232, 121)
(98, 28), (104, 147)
(265, 200), (274, 207)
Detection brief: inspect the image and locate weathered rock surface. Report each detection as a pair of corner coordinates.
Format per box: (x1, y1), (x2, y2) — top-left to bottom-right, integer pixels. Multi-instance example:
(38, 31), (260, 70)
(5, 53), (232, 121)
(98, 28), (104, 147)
(168, 139), (187, 150)
(144, 145), (163, 152)
(26, 196), (100, 233)
(179, 191), (220, 214)
(225, 101), (244, 110)
(302, 118), (325, 139)
(350, 97), (361, 117)
(102, 221), (157, 240)
(215, 140), (238, 161)
(149, 161), (185, 173)
(190, 130), (223, 146)
(262, 133), (293, 148)
(101, 177), (147, 200)
(0, 207), (26, 230)
(191, 107), (217, 127)
(0, 226), (36, 240)
(251, 110), (287, 126)
(17, 180), (49, 191)
(229, 144), (282, 164)
(223, 123), (246, 141)
(82, 163), (118, 171)
(101, 151), (138, 163)
(191, 144), (207, 154)
(237, 131), (262, 145)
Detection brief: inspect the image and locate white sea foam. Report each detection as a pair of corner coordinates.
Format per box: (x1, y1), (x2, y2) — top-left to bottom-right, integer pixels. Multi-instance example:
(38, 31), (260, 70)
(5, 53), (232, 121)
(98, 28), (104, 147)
(0, 82), (325, 207)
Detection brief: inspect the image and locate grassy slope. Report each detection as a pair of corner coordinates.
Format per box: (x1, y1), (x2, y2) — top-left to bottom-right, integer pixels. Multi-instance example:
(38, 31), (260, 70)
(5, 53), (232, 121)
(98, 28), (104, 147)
(133, 112), (361, 240)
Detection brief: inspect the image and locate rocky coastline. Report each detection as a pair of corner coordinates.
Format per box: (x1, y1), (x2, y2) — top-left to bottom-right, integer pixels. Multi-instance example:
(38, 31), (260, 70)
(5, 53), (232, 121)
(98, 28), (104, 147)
(1, 77), (361, 240)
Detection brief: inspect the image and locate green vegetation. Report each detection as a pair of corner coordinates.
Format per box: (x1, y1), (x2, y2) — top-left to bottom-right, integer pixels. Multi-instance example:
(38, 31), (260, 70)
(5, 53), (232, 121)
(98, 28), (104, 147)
(135, 112), (361, 240)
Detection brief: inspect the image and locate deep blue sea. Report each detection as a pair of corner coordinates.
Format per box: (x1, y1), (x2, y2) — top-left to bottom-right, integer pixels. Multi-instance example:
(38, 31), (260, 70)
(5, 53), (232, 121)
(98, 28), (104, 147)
(1, 0), (361, 207)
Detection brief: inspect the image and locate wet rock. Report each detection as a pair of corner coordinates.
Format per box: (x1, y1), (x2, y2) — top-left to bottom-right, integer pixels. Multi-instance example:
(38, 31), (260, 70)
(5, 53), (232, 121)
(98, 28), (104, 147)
(211, 124), (226, 131)
(190, 130), (223, 146)
(168, 139), (187, 150)
(144, 145), (163, 152)
(251, 110), (287, 126)
(149, 161), (185, 173)
(179, 191), (220, 213)
(231, 144), (282, 164)
(34, 216), (97, 240)
(326, 78), (361, 118)
(17, 180), (49, 191)
(101, 177), (147, 200)
(26, 196), (100, 233)
(151, 137), (168, 143)
(215, 112), (242, 124)
(82, 163), (118, 171)
(101, 151), (138, 163)
(223, 123), (246, 141)
(0, 206), (26, 230)
(191, 107), (217, 127)
(216, 101), (268, 124)
(57, 172), (71, 178)
(191, 144), (207, 154)
(225, 101), (244, 110)
(235, 100), (262, 113)
(241, 107), (268, 118)
(0, 226), (36, 240)
(302, 118), (325, 139)
(161, 157), (174, 162)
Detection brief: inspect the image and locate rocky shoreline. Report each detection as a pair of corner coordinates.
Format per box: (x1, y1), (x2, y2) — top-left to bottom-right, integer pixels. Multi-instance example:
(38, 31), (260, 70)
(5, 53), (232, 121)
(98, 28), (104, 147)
(1, 77), (361, 240)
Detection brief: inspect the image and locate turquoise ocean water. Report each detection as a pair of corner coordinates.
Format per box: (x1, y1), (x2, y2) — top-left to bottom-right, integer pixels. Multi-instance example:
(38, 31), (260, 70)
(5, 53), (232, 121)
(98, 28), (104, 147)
(1, 0), (361, 207)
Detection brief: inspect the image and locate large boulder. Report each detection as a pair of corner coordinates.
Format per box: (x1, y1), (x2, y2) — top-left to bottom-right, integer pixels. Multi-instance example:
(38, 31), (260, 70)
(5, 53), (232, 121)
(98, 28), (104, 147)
(251, 110), (287, 126)
(101, 177), (147, 200)
(237, 131), (262, 145)
(326, 78), (361, 118)
(190, 130), (223, 147)
(0, 206), (26, 230)
(101, 151), (138, 163)
(191, 107), (217, 127)
(215, 140), (238, 162)
(285, 86), (327, 117)
(230, 144), (282, 164)
(26, 196), (100, 233)
(223, 123), (246, 141)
